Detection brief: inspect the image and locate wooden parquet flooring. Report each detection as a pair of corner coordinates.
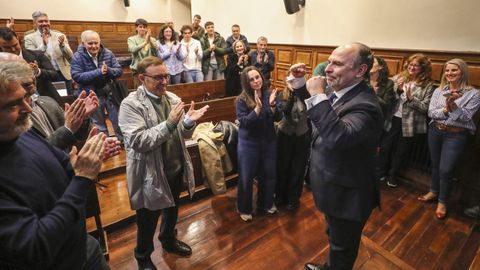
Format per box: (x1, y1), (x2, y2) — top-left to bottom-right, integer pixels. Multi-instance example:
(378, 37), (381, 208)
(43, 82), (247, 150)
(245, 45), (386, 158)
(98, 178), (480, 270)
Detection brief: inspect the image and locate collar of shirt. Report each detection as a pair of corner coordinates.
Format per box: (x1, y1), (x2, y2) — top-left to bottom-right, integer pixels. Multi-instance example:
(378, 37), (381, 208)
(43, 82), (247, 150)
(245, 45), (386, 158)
(333, 82), (360, 102)
(145, 87), (163, 100)
(87, 52), (99, 67)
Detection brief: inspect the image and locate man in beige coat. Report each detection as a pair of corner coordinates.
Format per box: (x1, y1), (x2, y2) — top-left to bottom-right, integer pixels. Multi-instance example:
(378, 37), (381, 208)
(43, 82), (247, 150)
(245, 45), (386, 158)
(119, 56), (208, 270)
(24, 11), (74, 93)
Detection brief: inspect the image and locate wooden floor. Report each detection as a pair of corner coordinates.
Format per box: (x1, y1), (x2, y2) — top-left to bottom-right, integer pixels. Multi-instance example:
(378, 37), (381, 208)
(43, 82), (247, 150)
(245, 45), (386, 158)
(97, 179), (480, 270)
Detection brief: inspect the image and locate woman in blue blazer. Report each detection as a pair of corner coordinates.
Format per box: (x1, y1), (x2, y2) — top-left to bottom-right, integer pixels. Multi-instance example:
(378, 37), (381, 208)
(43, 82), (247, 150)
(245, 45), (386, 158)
(235, 66), (281, 221)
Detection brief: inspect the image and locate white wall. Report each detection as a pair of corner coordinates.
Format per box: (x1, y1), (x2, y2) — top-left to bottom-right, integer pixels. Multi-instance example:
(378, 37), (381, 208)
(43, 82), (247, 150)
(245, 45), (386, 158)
(1, 0), (191, 26)
(191, 0), (480, 52)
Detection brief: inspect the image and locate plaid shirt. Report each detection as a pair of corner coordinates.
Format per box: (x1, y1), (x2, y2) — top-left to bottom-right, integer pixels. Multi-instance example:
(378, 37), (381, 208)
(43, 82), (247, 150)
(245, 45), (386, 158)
(385, 75), (434, 137)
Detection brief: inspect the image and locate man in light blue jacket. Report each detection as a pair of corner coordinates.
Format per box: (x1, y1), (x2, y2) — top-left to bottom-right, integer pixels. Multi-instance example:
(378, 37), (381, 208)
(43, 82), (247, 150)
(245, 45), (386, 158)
(118, 56), (208, 270)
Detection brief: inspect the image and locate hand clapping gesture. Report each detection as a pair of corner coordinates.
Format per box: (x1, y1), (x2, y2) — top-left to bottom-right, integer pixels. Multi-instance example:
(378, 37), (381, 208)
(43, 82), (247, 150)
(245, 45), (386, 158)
(269, 88), (278, 111)
(58, 35), (66, 47)
(254, 90), (262, 115)
(42, 28), (49, 45)
(186, 101), (209, 122)
(168, 102), (185, 125)
(101, 61), (108, 75)
(29, 60), (40, 76)
(70, 132), (106, 180)
(446, 91), (463, 112)
(6, 17), (14, 30)
(405, 83), (413, 101)
(64, 98), (86, 133)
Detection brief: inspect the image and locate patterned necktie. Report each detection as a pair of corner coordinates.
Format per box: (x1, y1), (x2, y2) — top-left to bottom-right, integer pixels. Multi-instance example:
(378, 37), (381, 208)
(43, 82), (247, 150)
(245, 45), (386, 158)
(329, 93), (338, 104)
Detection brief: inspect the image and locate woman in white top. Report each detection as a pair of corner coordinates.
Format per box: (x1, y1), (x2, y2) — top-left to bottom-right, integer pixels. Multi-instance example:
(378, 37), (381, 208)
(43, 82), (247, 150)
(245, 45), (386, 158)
(179, 25), (203, 83)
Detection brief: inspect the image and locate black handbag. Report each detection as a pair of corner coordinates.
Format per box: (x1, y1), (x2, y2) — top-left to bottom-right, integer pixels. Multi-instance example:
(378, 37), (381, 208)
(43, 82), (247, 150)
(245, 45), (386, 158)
(101, 79), (129, 108)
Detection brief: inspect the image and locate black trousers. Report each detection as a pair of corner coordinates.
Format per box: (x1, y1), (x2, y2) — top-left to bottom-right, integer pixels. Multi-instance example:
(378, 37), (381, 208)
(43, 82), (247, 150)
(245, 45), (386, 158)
(378, 116), (414, 178)
(276, 131), (310, 205)
(55, 70), (73, 94)
(134, 173), (182, 261)
(324, 214), (368, 270)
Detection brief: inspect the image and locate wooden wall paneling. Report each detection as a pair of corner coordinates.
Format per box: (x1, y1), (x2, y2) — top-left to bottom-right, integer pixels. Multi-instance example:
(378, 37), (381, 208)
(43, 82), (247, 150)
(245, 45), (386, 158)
(101, 24), (116, 33)
(67, 23), (84, 33)
(277, 48), (293, 64)
(275, 66), (290, 88)
(376, 55), (404, 76)
(294, 49), (314, 69)
(314, 52), (331, 67)
(468, 65), (480, 88)
(430, 61), (445, 83)
(84, 23), (101, 32)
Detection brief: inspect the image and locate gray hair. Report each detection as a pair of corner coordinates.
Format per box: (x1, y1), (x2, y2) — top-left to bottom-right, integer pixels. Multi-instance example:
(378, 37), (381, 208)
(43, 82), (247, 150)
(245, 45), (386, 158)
(257, 36), (268, 43)
(0, 61), (33, 94)
(81, 30), (100, 42)
(32, 11), (48, 20)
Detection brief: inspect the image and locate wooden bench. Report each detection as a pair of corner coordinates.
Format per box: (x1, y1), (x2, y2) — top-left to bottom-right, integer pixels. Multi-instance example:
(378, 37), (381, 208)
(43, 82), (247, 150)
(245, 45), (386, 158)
(168, 80), (226, 103)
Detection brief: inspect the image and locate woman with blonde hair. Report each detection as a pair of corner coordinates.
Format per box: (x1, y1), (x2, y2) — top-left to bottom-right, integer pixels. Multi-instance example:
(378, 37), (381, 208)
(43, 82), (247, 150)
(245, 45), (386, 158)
(378, 53), (434, 187)
(418, 58), (480, 219)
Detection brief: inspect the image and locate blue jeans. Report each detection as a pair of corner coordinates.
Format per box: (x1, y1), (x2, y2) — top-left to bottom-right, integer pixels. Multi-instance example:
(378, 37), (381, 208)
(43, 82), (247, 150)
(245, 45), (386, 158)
(184, 70), (204, 83)
(237, 139), (277, 214)
(91, 95), (123, 141)
(428, 124), (468, 203)
(169, 73), (182, 85)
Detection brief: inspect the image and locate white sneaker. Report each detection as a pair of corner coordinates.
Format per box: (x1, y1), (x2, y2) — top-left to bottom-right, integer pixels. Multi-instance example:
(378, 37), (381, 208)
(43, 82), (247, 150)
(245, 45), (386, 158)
(265, 204), (278, 214)
(240, 213), (253, 222)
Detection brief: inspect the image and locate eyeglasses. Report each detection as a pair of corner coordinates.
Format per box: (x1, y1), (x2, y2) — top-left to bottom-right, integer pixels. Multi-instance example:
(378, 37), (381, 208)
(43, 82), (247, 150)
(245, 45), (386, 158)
(144, 74), (170, 82)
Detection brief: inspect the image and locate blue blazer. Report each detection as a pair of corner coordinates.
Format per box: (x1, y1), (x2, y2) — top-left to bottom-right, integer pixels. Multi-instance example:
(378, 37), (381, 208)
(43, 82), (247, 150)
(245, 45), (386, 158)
(307, 80), (383, 222)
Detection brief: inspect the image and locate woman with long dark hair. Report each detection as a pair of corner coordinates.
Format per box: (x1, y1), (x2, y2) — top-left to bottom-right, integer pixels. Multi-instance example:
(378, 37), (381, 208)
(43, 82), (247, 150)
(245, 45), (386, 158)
(235, 66), (280, 221)
(157, 25), (184, 84)
(418, 58), (480, 219)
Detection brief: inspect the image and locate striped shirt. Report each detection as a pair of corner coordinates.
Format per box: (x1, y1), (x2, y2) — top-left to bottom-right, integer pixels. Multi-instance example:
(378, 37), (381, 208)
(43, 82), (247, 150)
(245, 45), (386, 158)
(428, 86), (480, 134)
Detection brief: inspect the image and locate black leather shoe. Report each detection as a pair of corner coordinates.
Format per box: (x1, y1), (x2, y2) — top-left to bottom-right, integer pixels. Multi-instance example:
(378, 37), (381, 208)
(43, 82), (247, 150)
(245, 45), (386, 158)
(136, 258), (157, 270)
(305, 262), (327, 270)
(161, 239), (192, 257)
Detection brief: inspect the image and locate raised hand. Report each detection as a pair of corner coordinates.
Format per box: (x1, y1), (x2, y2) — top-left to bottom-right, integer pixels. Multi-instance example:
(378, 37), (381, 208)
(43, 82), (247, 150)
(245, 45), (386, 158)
(256, 51), (262, 64)
(405, 83), (413, 101)
(264, 53), (269, 64)
(103, 136), (122, 160)
(64, 98), (86, 133)
(186, 101), (209, 122)
(6, 17), (14, 30)
(269, 88), (278, 107)
(306, 76), (327, 96)
(70, 133), (106, 180)
(168, 101), (185, 125)
(29, 61), (40, 76)
(290, 63), (307, 78)
(101, 61), (108, 75)
(42, 28), (49, 45)
(58, 35), (65, 47)
(446, 91), (463, 111)
(83, 91), (99, 118)
(254, 90), (262, 115)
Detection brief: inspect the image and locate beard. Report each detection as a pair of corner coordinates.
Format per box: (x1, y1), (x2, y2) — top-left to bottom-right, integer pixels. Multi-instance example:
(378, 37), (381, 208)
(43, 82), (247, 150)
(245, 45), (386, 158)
(0, 115), (32, 141)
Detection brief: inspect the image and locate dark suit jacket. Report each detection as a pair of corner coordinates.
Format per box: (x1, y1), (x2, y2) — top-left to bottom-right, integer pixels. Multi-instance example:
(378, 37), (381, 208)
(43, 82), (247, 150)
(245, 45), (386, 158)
(31, 96), (90, 150)
(22, 49), (62, 104)
(306, 80), (383, 222)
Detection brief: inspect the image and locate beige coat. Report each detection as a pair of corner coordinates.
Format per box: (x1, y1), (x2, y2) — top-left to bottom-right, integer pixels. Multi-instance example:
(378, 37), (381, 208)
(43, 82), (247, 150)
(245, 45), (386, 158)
(118, 86), (196, 210)
(24, 30), (73, 80)
(193, 122), (233, 195)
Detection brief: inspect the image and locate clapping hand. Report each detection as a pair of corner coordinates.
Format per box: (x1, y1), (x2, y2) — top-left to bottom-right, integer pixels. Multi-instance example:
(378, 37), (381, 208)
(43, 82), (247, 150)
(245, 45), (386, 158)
(405, 83), (413, 101)
(6, 17), (14, 30)
(446, 91), (463, 112)
(186, 101), (209, 121)
(254, 90), (262, 115)
(64, 97), (86, 133)
(269, 89), (278, 110)
(101, 61), (108, 75)
(103, 136), (122, 160)
(70, 132), (106, 180)
(168, 102), (185, 125)
(42, 28), (49, 45)
(77, 90), (99, 118)
(58, 35), (65, 47)
(29, 61), (40, 76)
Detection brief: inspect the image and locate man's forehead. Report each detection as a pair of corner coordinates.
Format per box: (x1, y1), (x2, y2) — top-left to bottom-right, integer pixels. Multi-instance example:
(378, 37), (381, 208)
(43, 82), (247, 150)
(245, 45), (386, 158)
(36, 15), (49, 22)
(331, 45), (357, 60)
(85, 35), (100, 42)
(146, 64), (168, 74)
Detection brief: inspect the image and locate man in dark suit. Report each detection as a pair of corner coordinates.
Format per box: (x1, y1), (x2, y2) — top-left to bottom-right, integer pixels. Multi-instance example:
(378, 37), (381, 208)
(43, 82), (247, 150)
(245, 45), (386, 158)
(291, 43), (383, 270)
(0, 27), (61, 104)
